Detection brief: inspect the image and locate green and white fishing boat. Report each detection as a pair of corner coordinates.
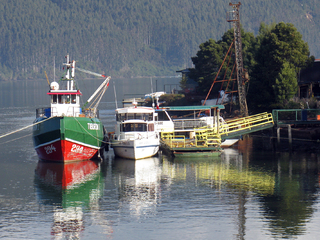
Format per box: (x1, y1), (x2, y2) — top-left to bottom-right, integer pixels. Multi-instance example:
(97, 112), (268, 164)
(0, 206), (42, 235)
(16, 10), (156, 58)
(32, 55), (110, 162)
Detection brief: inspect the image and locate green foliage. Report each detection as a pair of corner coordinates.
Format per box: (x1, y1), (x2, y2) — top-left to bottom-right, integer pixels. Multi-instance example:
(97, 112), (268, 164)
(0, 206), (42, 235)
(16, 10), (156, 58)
(0, 0), (230, 80)
(159, 94), (186, 106)
(1, 0), (320, 81)
(284, 100), (301, 109)
(189, 21), (315, 112)
(247, 22), (314, 112)
(272, 62), (298, 103)
(190, 28), (256, 97)
(190, 38), (227, 95)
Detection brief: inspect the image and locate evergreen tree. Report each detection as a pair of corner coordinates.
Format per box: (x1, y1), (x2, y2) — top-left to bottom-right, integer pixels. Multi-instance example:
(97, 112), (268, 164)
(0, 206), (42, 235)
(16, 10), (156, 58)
(273, 61), (298, 103)
(0, 1), (320, 81)
(247, 22), (314, 111)
(189, 38), (227, 96)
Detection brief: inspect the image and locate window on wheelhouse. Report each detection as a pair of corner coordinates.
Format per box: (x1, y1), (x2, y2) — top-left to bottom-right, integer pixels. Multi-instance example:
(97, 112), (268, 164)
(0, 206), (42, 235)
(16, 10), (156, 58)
(120, 123), (148, 132)
(71, 95), (76, 104)
(116, 113), (153, 121)
(58, 95), (63, 104)
(156, 110), (171, 121)
(52, 94), (77, 104)
(52, 95), (58, 104)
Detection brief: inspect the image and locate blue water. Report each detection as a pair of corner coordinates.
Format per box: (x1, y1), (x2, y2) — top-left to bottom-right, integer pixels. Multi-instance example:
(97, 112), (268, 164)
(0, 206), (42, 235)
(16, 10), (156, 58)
(1, 80), (320, 239)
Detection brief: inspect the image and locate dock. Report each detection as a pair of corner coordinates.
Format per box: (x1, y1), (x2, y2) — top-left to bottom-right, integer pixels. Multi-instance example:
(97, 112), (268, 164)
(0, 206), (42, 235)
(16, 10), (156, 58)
(272, 109), (320, 144)
(159, 106), (274, 157)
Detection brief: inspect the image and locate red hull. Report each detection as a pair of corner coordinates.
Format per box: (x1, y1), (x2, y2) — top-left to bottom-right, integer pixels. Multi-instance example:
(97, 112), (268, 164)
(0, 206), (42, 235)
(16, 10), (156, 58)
(35, 139), (99, 162)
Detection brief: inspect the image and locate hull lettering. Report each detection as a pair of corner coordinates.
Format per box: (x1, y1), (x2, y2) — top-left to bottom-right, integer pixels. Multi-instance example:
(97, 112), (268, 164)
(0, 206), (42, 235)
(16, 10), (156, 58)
(87, 123), (100, 130)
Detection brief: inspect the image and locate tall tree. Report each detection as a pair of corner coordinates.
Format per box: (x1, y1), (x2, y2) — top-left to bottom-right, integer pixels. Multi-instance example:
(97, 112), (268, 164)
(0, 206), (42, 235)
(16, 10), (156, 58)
(247, 22), (314, 112)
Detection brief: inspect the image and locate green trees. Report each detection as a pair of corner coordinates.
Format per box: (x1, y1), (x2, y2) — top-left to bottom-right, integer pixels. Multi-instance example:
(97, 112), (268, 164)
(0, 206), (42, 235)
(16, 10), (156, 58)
(190, 28), (255, 96)
(247, 22), (314, 112)
(1, 1), (320, 82)
(189, 38), (227, 95)
(0, 0), (231, 80)
(189, 22), (314, 112)
(272, 62), (298, 103)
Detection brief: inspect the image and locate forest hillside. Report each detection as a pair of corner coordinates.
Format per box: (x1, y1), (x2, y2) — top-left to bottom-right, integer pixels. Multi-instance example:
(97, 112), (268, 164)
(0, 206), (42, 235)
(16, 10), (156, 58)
(0, 0), (319, 80)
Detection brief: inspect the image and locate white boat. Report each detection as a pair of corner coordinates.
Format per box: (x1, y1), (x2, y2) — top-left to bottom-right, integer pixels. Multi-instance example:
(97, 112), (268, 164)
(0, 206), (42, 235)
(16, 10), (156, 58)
(110, 105), (160, 160)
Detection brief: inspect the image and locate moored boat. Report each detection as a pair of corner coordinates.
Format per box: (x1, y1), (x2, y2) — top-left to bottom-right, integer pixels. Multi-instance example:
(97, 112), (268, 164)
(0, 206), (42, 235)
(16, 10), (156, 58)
(32, 55), (110, 162)
(155, 105), (227, 157)
(110, 103), (160, 160)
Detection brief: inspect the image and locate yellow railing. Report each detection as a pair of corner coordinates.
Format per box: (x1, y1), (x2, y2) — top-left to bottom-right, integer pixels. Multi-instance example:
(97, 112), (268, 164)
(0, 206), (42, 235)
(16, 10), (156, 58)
(160, 112), (273, 149)
(160, 131), (186, 148)
(160, 127), (221, 149)
(220, 112), (274, 136)
(194, 127), (221, 147)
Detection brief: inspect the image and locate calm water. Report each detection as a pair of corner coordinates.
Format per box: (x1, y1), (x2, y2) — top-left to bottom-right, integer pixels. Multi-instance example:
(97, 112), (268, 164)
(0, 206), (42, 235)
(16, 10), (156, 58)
(1, 79), (320, 240)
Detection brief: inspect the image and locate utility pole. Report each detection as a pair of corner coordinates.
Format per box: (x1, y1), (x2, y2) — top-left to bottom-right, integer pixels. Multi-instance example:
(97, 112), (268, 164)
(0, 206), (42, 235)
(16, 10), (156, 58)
(227, 2), (249, 117)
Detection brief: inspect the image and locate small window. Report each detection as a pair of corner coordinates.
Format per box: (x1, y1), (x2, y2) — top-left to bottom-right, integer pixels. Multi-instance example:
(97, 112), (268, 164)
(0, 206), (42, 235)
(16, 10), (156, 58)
(117, 113), (127, 121)
(127, 113), (134, 120)
(157, 111), (170, 121)
(65, 95), (70, 104)
(121, 123), (147, 132)
(52, 95), (57, 104)
(71, 95), (76, 104)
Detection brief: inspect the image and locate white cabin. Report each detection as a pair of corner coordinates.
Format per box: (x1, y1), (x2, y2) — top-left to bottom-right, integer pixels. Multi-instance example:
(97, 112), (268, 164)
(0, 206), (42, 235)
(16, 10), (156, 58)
(114, 107), (156, 137)
(48, 89), (82, 117)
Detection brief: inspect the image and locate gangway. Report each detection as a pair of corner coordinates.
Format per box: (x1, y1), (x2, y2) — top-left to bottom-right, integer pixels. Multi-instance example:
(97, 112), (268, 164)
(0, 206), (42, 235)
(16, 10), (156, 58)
(220, 112), (274, 139)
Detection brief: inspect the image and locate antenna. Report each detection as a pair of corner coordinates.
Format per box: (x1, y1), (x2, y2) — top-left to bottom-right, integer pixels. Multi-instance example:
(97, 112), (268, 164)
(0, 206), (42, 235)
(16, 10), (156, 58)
(113, 81), (118, 109)
(53, 56), (56, 82)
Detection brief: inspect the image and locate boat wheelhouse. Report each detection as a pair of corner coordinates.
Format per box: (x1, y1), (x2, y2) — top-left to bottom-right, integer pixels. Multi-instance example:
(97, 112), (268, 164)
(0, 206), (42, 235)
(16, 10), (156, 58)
(110, 105), (160, 160)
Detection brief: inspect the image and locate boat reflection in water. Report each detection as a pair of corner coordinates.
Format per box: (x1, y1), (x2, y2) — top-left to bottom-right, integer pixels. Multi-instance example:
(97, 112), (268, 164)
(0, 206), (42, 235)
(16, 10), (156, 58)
(113, 157), (165, 216)
(34, 160), (106, 238)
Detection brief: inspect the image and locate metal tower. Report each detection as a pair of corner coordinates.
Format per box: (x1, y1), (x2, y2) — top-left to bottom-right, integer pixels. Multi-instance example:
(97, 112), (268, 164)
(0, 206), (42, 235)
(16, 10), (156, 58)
(227, 2), (248, 116)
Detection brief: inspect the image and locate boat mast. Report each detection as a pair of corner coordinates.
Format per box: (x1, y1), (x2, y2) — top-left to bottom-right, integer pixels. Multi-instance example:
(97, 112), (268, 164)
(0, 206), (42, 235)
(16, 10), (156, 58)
(63, 54), (75, 91)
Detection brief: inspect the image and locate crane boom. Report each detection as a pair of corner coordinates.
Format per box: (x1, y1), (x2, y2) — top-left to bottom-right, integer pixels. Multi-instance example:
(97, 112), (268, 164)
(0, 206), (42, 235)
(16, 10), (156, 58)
(76, 67), (107, 78)
(74, 66), (111, 110)
(87, 76), (110, 103)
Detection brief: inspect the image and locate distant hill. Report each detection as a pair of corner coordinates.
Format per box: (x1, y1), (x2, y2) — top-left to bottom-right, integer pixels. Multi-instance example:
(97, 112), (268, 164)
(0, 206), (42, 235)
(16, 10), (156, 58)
(0, 0), (319, 80)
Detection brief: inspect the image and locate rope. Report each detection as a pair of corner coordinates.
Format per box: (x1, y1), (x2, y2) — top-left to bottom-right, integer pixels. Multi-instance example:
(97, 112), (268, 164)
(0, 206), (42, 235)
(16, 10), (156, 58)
(0, 117), (55, 139)
(0, 114), (110, 145)
(0, 133), (32, 145)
